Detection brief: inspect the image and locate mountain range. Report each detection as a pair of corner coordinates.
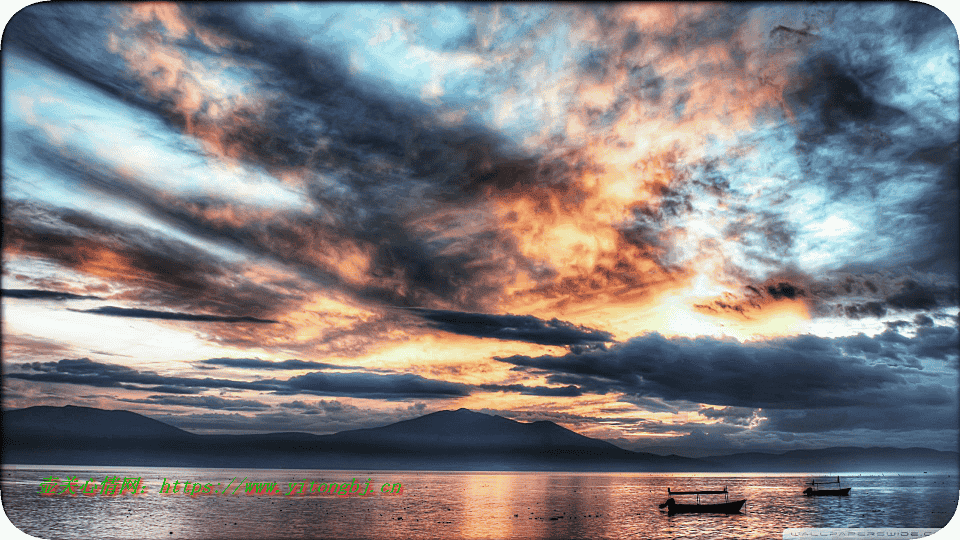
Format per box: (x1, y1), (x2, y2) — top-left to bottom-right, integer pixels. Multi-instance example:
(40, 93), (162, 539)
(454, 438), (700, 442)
(3, 405), (957, 472)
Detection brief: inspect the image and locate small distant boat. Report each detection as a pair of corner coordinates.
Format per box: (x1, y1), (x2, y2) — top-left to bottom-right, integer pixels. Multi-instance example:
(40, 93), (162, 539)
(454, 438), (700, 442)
(659, 487), (746, 515)
(803, 476), (851, 496)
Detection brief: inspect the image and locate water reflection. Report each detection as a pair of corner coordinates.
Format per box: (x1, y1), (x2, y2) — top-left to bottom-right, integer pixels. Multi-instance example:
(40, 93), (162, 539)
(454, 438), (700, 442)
(3, 467), (957, 540)
(458, 473), (518, 539)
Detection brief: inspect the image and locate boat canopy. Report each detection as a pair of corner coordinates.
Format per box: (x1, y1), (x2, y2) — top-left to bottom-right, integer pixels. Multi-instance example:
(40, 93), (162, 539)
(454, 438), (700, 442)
(807, 476), (843, 486)
(668, 488), (728, 495)
(667, 487), (731, 504)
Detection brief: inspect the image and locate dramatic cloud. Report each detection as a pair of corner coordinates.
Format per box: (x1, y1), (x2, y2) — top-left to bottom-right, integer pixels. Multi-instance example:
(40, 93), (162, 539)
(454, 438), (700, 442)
(8, 358), (583, 402)
(75, 306), (278, 324)
(6, 358), (469, 400)
(282, 372), (470, 399)
(497, 327), (958, 415)
(477, 383), (583, 397)
(407, 308), (614, 346)
(197, 358), (365, 370)
(3, 200), (297, 320)
(2, 2), (957, 451)
(119, 395), (271, 411)
(8, 358), (278, 393)
(1, 289), (102, 301)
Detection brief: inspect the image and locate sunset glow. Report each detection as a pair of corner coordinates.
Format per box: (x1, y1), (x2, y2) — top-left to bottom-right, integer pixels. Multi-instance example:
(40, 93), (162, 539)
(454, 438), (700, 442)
(2, 2), (957, 456)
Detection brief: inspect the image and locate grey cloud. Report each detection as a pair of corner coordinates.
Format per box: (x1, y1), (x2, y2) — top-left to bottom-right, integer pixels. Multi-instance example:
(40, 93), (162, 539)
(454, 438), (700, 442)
(407, 308), (613, 346)
(1, 288), (102, 301)
(282, 372), (470, 399)
(478, 383), (582, 397)
(699, 406), (758, 422)
(199, 358), (364, 370)
(767, 282), (804, 300)
(886, 280), (940, 310)
(9, 358), (521, 401)
(4, 200), (294, 320)
(119, 395), (271, 411)
(762, 392), (956, 433)
(8, 358), (278, 392)
(843, 301), (886, 319)
(8, 357), (602, 402)
(75, 306), (278, 324)
(497, 329), (957, 410)
(6, 3), (548, 314)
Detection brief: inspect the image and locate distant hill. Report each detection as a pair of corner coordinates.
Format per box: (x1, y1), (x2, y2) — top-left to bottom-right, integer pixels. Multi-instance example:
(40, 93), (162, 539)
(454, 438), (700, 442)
(1, 405), (698, 470)
(2, 405), (956, 472)
(322, 408), (627, 451)
(2, 405), (196, 439)
(308, 408), (704, 470)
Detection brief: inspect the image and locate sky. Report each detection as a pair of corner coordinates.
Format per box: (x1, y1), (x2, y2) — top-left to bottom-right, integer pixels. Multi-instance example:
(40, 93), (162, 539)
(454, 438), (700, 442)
(2, 2), (958, 457)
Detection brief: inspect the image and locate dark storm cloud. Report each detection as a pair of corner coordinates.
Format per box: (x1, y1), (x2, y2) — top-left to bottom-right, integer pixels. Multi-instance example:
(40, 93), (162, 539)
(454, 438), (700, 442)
(904, 142), (960, 275)
(279, 400), (347, 413)
(4, 2), (958, 451)
(7, 357), (599, 401)
(119, 395), (271, 411)
(4, 4), (164, 119)
(6, 3), (957, 317)
(496, 329), (958, 410)
(885, 320), (911, 332)
(699, 406), (757, 422)
(8, 358), (278, 392)
(886, 280), (939, 310)
(784, 5), (960, 276)
(9, 358), (571, 401)
(761, 395), (957, 433)
(910, 325), (960, 363)
(843, 301), (887, 319)
(281, 372), (470, 399)
(8, 137), (376, 309)
(1, 289), (102, 301)
(497, 328), (958, 439)
(766, 282), (804, 300)
(407, 308), (613, 346)
(694, 276), (814, 317)
(75, 306), (277, 324)
(3, 200), (294, 319)
(6, 3), (549, 203)
(178, 8), (556, 308)
(803, 273), (960, 321)
(721, 209), (796, 262)
(146, 386), (204, 395)
(198, 358), (364, 370)
(720, 272), (960, 322)
(477, 383), (583, 397)
(5, 13), (556, 316)
(7, 358), (465, 399)
(826, 276), (959, 320)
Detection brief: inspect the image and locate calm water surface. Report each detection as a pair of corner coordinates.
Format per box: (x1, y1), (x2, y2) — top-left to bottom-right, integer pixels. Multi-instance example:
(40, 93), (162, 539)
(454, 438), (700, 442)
(3, 466), (958, 539)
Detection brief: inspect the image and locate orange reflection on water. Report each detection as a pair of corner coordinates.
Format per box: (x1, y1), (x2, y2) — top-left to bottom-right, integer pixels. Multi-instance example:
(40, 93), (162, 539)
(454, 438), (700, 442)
(456, 474), (521, 539)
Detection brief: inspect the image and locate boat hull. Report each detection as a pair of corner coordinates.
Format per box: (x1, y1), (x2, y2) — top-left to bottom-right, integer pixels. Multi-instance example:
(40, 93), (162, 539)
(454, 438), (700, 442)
(805, 488), (851, 496)
(662, 499), (746, 515)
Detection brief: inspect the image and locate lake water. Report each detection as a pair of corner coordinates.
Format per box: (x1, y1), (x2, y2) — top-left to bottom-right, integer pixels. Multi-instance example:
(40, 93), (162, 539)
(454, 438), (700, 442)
(2, 466), (958, 539)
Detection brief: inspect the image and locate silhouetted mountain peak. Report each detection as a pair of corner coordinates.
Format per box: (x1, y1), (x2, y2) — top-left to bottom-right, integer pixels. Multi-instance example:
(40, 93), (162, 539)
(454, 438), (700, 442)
(3, 405), (195, 439)
(322, 408), (624, 454)
(4, 405), (952, 472)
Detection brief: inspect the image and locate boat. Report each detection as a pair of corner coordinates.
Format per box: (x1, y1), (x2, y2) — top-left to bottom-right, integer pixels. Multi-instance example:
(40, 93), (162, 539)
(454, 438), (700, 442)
(803, 476), (851, 496)
(658, 487), (746, 515)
